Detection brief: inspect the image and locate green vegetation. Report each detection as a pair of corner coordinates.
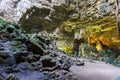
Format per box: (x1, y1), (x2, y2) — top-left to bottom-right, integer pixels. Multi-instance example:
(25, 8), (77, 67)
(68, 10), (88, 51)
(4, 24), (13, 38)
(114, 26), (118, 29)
(77, 43), (120, 67)
(0, 19), (24, 39)
(19, 4), (76, 33)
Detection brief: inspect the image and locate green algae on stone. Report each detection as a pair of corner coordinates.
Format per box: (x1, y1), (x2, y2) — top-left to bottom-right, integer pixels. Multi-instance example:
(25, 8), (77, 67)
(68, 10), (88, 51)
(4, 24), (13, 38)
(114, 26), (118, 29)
(19, 4), (76, 33)
(0, 19), (24, 40)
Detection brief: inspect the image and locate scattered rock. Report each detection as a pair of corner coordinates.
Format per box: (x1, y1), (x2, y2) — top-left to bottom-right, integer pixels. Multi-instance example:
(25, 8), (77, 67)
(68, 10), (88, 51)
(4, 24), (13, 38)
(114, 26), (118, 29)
(0, 57), (4, 64)
(14, 51), (29, 64)
(4, 57), (16, 66)
(6, 74), (18, 80)
(0, 75), (4, 80)
(0, 52), (9, 59)
(16, 62), (34, 71)
(26, 53), (40, 63)
(76, 60), (84, 66)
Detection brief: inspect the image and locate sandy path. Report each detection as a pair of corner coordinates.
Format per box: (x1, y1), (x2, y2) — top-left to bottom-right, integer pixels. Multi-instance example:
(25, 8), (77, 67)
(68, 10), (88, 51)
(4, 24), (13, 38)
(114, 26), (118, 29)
(70, 61), (120, 80)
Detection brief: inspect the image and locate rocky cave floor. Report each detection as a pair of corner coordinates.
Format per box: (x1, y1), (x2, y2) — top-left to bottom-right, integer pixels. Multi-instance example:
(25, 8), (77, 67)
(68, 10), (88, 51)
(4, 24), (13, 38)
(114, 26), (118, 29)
(0, 38), (78, 80)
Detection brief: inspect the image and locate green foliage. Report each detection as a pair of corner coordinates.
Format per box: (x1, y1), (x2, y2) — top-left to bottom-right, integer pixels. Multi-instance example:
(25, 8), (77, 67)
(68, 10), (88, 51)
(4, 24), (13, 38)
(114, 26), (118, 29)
(75, 43), (120, 66)
(27, 34), (45, 51)
(0, 19), (46, 53)
(0, 19), (25, 40)
(61, 21), (76, 33)
(69, 14), (80, 21)
(58, 44), (73, 56)
(86, 25), (102, 33)
(101, 26), (116, 32)
(0, 20), (6, 26)
(10, 41), (26, 49)
(85, 25), (103, 37)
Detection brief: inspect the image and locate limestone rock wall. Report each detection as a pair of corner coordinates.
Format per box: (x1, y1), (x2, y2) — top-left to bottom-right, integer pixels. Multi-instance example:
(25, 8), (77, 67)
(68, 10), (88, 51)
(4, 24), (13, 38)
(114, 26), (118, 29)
(0, 0), (65, 22)
(0, 0), (116, 22)
(0, 0), (116, 28)
(68, 0), (115, 18)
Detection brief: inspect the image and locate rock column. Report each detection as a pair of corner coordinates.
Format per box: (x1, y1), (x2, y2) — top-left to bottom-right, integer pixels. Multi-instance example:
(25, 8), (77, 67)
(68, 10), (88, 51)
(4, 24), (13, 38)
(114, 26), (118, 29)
(116, 0), (120, 36)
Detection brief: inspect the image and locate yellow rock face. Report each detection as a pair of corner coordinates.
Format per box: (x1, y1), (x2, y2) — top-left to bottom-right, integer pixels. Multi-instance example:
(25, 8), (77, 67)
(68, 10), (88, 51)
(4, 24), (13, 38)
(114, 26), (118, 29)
(86, 27), (120, 50)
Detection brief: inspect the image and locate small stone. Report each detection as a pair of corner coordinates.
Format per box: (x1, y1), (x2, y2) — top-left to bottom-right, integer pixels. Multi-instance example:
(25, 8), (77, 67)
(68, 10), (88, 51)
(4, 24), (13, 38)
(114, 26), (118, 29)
(6, 74), (18, 80)
(0, 47), (4, 50)
(0, 57), (4, 64)
(26, 54), (40, 62)
(76, 61), (84, 66)
(43, 71), (49, 75)
(4, 57), (16, 66)
(0, 44), (3, 47)
(0, 75), (4, 80)
(4, 67), (13, 74)
(40, 55), (57, 68)
(62, 70), (69, 75)
(17, 62), (34, 70)
(0, 52), (9, 58)
(13, 68), (19, 73)
(65, 72), (73, 78)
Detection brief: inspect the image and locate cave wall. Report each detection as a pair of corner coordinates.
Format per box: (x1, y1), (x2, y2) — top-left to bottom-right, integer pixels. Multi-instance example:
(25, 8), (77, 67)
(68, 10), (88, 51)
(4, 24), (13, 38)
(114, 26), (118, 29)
(0, 0), (65, 22)
(0, 0), (119, 50)
(18, 4), (76, 33)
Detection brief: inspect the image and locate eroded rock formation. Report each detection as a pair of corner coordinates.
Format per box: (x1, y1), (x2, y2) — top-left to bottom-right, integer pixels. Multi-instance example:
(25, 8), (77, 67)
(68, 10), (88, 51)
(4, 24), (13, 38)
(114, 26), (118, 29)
(0, 19), (78, 80)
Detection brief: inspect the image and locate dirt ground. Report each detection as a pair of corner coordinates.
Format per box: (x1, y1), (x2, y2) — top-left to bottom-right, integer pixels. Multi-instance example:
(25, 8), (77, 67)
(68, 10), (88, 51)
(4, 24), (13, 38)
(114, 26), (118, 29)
(70, 60), (120, 80)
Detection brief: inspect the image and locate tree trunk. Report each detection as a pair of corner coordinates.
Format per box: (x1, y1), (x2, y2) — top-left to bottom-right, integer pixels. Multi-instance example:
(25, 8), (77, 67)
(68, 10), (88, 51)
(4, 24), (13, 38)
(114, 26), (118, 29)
(116, 0), (120, 36)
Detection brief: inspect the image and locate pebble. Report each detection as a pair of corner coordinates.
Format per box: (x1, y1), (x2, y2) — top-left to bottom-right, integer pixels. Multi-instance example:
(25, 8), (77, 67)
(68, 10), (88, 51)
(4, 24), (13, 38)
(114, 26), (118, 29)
(0, 44), (3, 47)
(0, 47), (4, 50)
(76, 61), (84, 66)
